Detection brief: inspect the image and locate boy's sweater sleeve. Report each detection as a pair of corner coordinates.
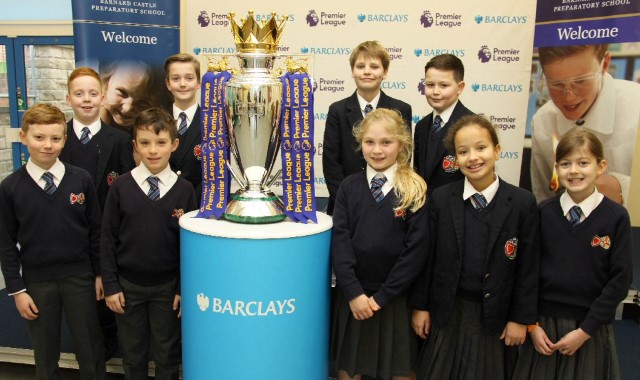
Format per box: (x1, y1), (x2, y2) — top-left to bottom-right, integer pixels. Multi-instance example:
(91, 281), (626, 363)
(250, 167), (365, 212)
(0, 179), (26, 294)
(100, 180), (122, 296)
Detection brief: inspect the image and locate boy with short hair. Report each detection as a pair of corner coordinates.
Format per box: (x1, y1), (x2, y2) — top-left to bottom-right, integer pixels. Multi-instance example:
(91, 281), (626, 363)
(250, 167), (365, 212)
(101, 107), (197, 380)
(0, 104), (105, 379)
(60, 67), (135, 359)
(322, 40), (412, 215)
(530, 44), (640, 205)
(164, 53), (202, 203)
(413, 54), (474, 195)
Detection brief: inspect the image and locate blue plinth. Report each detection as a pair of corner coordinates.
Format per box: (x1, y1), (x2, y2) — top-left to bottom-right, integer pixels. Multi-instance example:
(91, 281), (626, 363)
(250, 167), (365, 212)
(179, 211), (332, 379)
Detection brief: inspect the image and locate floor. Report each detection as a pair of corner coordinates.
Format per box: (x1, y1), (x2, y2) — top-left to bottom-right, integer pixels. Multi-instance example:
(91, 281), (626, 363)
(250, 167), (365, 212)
(0, 361), (125, 379)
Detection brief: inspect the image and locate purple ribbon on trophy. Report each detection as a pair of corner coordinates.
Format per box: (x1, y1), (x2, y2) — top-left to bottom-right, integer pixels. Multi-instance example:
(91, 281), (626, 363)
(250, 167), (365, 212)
(280, 71), (317, 224)
(197, 70), (231, 219)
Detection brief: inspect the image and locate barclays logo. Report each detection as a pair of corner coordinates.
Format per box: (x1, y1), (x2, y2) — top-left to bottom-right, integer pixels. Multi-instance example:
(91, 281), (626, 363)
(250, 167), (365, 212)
(193, 47), (201, 55)
(414, 48), (465, 58)
(381, 81), (407, 90)
(412, 115), (421, 124)
(358, 13), (409, 23)
(477, 45), (521, 64)
(475, 15), (528, 24)
(301, 47), (350, 55)
(500, 151), (520, 159)
(199, 47), (236, 54)
(471, 83), (524, 92)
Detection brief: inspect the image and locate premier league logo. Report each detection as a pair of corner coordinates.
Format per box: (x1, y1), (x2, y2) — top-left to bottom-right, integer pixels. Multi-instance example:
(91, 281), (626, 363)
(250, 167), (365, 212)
(417, 79), (426, 95)
(306, 10), (319, 26)
(420, 11), (434, 28)
(198, 11), (210, 27)
(478, 45), (491, 63)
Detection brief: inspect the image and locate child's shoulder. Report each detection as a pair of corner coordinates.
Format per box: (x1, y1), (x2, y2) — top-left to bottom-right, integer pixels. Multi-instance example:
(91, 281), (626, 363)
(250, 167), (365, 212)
(0, 166), (29, 193)
(597, 196), (630, 220)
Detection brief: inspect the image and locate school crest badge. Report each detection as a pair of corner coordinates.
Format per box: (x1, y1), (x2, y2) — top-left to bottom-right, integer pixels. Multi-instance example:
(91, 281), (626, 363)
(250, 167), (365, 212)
(69, 193), (85, 205)
(194, 144), (202, 161)
(591, 235), (611, 250)
(172, 208), (185, 218)
(394, 209), (406, 219)
(442, 155), (459, 173)
(107, 171), (118, 186)
(504, 237), (518, 259)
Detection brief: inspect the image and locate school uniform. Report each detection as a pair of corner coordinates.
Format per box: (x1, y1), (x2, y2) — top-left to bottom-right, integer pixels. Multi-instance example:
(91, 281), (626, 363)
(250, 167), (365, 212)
(409, 177), (540, 380)
(413, 100), (474, 195)
(513, 191), (632, 380)
(331, 165), (427, 379)
(169, 104), (202, 204)
(60, 119), (135, 210)
(0, 159), (104, 379)
(322, 91), (412, 215)
(60, 118), (134, 359)
(101, 164), (197, 380)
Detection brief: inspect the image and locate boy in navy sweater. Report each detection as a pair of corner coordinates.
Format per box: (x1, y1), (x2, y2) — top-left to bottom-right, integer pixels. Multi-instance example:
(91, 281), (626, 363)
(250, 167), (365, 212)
(101, 107), (197, 380)
(0, 104), (105, 379)
(60, 66), (135, 360)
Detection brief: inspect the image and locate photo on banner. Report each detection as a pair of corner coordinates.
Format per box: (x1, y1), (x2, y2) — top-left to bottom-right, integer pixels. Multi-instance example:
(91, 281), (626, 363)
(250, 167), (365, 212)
(526, 0), (640, 223)
(71, 0), (180, 133)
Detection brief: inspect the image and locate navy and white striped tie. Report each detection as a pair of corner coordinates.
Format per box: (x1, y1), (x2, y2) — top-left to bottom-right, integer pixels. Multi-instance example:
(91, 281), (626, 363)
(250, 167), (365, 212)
(568, 205), (582, 226)
(177, 112), (188, 136)
(370, 175), (387, 203)
(147, 176), (160, 201)
(79, 127), (91, 144)
(470, 192), (487, 209)
(42, 172), (57, 195)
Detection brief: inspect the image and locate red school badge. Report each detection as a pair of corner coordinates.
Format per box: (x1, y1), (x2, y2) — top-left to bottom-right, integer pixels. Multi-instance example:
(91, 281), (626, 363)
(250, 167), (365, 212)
(172, 208), (185, 218)
(394, 209), (406, 219)
(194, 144), (202, 161)
(70, 193), (85, 205)
(504, 237), (518, 259)
(591, 235), (611, 250)
(107, 171), (118, 186)
(442, 155), (459, 173)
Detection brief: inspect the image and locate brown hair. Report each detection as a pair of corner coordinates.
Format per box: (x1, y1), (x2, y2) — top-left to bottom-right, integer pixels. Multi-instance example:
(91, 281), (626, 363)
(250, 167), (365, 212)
(425, 54), (465, 83)
(353, 108), (427, 212)
(164, 53), (201, 79)
(67, 67), (102, 92)
(555, 128), (604, 163)
(349, 41), (390, 71)
(539, 44), (608, 67)
(21, 104), (67, 134)
(444, 114), (499, 153)
(132, 107), (176, 141)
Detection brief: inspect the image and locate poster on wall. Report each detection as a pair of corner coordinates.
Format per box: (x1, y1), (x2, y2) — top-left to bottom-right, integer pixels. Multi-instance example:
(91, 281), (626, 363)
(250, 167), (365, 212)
(185, 1), (538, 198)
(71, 0), (180, 132)
(527, 0), (640, 219)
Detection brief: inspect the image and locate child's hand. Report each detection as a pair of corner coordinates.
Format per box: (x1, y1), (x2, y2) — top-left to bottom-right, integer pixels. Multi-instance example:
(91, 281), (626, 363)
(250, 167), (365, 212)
(173, 294), (181, 319)
(529, 325), (555, 355)
(500, 321), (527, 346)
(14, 292), (38, 320)
(412, 310), (431, 339)
(349, 294), (374, 320)
(106, 292), (126, 314)
(367, 297), (381, 312)
(550, 328), (590, 356)
(95, 276), (104, 301)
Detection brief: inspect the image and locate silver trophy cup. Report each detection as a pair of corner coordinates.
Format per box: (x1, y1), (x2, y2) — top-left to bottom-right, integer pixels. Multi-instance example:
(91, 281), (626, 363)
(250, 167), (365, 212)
(223, 52), (285, 223)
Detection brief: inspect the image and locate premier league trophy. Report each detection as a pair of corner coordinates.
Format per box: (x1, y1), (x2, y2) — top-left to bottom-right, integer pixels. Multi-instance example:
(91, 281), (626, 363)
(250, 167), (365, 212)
(197, 11), (317, 224)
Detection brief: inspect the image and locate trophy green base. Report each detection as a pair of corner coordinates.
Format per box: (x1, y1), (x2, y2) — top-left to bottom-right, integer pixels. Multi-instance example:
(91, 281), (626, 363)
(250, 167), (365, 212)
(223, 190), (286, 224)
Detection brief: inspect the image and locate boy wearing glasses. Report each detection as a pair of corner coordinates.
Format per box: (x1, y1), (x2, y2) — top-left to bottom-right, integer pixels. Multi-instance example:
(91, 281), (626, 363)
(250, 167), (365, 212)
(530, 44), (640, 205)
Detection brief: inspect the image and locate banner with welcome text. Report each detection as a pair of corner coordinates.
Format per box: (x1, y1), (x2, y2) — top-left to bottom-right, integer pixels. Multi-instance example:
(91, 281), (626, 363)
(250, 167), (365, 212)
(71, 0), (180, 132)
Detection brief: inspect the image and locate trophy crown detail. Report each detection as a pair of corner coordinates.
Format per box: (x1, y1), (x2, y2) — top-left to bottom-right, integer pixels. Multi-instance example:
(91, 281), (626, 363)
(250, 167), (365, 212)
(229, 10), (288, 54)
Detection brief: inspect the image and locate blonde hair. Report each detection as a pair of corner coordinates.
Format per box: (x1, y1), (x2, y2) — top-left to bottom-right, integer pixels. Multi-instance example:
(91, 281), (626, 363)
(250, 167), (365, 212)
(353, 108), (427, 213)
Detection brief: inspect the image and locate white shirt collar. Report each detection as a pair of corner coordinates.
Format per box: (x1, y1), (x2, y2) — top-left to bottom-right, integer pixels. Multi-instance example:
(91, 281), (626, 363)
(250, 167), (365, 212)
(72, 118), (102, 139)
(173, 103), (198, 128)
(131, 163), (175, 187)
(366, 163), (397, 196)
(25, 158), (65, 186)
(357, 92), (381, 116)
(559, 188), (604, 219)
(433, 100), (459, 125)
(463, 174), (500, 204)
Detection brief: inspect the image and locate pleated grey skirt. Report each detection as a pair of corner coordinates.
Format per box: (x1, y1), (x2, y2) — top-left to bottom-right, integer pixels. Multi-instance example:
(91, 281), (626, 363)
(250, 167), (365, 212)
(512, 315), (621, 380)
(415, 297), (518, 380)
(330, 291), (418, 379)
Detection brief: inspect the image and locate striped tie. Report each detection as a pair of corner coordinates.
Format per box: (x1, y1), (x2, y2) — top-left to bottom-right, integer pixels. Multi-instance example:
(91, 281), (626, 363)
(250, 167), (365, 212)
(42, 172), (57, 195)
(431, 115), (443, 133)
(147, 176), (160, 201)
(470, 192), (487, 209)
(177, 112), (188, 136)
(568, 205), (582, 226)
(79, 127), (91, 144)
(364, 104), (373, 116)
(370, 175), (387, 203)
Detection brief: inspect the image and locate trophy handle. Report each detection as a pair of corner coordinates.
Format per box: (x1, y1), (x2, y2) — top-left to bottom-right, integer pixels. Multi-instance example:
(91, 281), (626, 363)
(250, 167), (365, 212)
(227, 162), (247, 188)
(265, 169), (282, 188)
